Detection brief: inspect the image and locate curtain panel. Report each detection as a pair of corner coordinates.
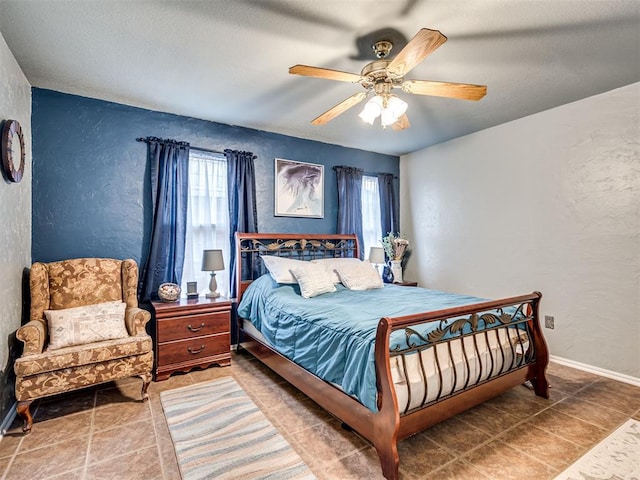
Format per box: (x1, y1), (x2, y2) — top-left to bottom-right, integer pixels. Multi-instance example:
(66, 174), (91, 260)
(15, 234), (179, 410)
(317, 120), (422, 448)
(140, 137), (190, 302)
(378, 173), (398, 240)
(335, 166), (364, 259)
(225, 149), (258, 298)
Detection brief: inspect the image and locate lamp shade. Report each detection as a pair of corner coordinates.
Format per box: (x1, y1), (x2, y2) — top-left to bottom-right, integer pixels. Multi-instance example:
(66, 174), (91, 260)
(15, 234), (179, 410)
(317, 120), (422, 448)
(201, 249), (225, 271)
(369, 247), (385, 264)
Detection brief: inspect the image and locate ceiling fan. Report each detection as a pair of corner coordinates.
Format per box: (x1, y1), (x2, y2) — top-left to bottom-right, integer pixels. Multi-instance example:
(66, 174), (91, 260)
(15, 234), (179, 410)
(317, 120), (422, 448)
(289, 28), (487, 131)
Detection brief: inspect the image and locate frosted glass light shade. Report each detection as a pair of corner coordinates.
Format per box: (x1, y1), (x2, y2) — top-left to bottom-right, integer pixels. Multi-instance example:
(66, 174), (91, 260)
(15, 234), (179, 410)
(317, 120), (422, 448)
(369, 247), (385, 264)
(358, 96), (383, 124)
(381, 95), (408, 127)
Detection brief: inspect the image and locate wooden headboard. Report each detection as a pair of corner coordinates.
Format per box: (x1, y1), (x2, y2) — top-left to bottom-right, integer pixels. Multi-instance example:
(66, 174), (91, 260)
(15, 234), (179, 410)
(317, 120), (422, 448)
(235, 232), (359, 302)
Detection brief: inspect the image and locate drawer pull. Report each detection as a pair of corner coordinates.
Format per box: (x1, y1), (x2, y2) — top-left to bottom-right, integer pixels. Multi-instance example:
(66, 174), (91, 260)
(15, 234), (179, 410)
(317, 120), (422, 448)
(187, 323), (206, 332)
(187, 345), (206, 354)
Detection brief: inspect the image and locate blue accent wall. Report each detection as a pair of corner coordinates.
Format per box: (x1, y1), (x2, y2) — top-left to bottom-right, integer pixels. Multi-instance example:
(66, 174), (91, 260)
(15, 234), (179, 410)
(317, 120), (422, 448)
(32, 88), (399, 265)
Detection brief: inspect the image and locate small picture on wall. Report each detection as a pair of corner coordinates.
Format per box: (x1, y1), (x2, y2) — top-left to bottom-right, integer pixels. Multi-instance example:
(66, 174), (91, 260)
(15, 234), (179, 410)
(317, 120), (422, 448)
(274, 158), (324, 218)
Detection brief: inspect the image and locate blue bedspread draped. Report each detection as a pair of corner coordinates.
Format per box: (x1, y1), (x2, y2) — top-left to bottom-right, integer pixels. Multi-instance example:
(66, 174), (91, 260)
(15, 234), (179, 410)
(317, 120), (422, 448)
(237, 275), (500, 412)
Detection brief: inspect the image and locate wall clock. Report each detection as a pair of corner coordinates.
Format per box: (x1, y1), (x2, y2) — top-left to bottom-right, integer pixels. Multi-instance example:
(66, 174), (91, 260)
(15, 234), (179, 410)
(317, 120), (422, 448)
(1, 119), (26, 183)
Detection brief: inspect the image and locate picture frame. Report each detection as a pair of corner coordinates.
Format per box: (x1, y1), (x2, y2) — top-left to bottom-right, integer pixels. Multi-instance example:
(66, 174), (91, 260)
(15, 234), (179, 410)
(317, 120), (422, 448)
(274, 158), (324, 218)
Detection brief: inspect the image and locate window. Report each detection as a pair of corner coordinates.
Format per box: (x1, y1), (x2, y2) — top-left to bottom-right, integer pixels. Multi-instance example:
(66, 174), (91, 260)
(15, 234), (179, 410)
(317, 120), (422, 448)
(181, 151), (229, 297)
(361, 175), (382, 259)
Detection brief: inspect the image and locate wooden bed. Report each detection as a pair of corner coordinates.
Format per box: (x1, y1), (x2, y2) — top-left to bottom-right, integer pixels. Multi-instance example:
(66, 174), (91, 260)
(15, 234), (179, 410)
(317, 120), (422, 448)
(235, 232), (549, 480)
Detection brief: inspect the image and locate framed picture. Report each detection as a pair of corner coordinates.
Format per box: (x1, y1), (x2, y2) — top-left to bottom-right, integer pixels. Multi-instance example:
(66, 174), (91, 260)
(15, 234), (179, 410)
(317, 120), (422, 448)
(274, 158), (324, 218)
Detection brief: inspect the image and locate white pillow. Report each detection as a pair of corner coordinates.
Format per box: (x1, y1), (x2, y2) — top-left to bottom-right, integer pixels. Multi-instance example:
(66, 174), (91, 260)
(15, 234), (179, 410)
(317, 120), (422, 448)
(335, 260), (384, 291)
(261, 255), (307, 284)
(45, 300), (129, 350)
(311, 258), (363, 284)
(289, 262), (337, 298)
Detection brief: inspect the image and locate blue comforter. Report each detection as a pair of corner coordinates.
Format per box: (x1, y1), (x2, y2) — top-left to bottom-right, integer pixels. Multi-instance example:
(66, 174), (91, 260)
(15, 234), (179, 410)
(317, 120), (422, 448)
(237, 275), (494, 412)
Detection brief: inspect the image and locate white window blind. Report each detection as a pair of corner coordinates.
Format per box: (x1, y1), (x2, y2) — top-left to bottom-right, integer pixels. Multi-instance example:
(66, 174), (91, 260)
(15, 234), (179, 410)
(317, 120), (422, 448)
(361, 175), (382, 260)
(182, 151), (229, 297)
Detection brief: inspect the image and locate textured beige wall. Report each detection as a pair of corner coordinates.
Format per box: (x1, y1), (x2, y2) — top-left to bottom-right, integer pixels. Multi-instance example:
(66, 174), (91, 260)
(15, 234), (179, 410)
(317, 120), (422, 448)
(401, 83), (639, 379)
(0, 32), (31, 414)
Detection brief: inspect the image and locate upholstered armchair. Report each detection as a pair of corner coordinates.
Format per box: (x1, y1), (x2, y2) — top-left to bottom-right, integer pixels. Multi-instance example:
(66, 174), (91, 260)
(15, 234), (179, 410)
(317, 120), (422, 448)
(14, 258), (153, 433)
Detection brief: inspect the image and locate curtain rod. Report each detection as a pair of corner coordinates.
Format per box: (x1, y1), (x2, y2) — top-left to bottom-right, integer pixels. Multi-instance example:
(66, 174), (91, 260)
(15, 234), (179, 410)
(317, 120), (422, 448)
(332, 165), (398, 179)
(135, 137), (225, 155)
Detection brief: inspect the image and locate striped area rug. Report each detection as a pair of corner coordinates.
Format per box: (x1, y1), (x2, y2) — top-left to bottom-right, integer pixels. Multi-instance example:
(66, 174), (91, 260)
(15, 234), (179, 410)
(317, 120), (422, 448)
(161, 376), (316, 480)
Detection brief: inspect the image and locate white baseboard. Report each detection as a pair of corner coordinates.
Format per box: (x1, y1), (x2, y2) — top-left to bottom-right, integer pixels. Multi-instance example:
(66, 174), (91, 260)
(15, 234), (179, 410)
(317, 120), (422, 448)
(550, 355), (640, 387)
(0, 402), (16, 437)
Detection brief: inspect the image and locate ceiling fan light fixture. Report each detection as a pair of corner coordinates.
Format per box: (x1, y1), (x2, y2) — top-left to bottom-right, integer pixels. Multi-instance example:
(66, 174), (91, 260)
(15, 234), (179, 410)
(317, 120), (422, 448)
(384, 95), (408, 124)
(358, 95), (383, 124)
(361, 94), (408, 127)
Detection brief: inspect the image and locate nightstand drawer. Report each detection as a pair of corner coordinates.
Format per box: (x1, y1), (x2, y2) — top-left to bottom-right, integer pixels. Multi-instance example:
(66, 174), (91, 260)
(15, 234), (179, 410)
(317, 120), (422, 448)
(157, 311), (229, 343)
(157, 333), (230, 366)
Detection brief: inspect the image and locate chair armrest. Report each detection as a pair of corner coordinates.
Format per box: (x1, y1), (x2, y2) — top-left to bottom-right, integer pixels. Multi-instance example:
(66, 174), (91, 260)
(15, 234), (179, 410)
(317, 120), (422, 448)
(125, 307), (151, 336)
(17, 320), (47, 356)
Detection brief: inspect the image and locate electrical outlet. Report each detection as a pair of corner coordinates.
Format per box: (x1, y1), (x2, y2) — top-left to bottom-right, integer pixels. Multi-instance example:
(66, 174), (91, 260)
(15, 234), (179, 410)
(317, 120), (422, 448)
(545, 315), (555, 329)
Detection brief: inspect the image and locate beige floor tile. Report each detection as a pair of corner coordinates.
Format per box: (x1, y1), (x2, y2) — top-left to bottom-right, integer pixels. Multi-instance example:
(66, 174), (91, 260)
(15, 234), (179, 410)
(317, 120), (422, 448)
(426, 459), (492, 480)
(185, 364), (232, 384)
(290, 418), (368, 468)
(315, 446), (388, 480)
(269, 398), (334, 433)
(633, 409), (640, 421)
(552, 396), (629, 430)
(487, 387), (553, 417)
(32, 388), (96, 422)
(576, 381), (640, 415)
(86, 445), (164, 480)
(95, 381), (147, 407)
(88, 419), (157, 465)
(17, 410), (93, 453)
(43, 468), (86, 479)
(5, 436), (89, 480)
(454, 402), (522, 435)
(0, 421), (25, 459)
(93, 397), (152, 432)
(421, 417), (492, 455)
(497, 424), (585, 470)
(546, 363), (601, 384)
(398, 434), (455, 476)
(147, 373), (194, 394)
(463, 441), (558, 480)
(527, 408), (607, 448)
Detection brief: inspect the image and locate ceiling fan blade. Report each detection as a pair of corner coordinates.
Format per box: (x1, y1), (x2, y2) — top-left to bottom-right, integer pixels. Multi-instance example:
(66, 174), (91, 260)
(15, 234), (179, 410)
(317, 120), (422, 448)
(289, 65), (363, 83)
(387, 28), (447, 77)
(402, 80), (487, 101)
(311, 92), (368, 125)
(392, 114), (411, 131)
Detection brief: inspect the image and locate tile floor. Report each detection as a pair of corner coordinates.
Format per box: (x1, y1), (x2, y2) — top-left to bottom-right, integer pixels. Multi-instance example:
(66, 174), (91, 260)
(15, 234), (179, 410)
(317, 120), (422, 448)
(1, 352), (639, 480)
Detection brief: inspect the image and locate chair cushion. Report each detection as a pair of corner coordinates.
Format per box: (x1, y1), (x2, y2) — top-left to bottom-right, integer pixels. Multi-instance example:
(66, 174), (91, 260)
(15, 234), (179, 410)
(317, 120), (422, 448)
(45, 301), (129, 350)
(14, 335), (153, 377)
(15, 351), (153, 402)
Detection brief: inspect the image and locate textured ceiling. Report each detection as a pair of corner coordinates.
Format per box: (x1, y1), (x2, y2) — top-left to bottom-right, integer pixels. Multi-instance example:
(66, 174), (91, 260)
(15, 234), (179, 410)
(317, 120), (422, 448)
(1, 0), (638, 156)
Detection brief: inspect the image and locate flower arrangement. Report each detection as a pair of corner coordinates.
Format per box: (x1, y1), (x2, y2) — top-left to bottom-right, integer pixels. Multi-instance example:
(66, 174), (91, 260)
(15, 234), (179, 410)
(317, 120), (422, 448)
(381, 232), (409, 261)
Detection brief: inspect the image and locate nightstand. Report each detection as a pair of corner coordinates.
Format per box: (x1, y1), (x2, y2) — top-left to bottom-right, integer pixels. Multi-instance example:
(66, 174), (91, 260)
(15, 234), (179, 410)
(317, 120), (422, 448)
(394, 281), (418, 287)
(151, 296), (232, 381)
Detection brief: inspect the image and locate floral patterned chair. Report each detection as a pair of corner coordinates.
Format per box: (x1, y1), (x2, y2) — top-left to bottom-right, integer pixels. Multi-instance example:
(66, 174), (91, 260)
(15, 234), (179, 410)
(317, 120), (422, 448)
(14, 258), (153, 433)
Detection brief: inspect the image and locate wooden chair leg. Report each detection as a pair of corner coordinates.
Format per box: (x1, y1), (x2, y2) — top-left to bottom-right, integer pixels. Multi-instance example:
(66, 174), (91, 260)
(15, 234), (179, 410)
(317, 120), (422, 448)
(139, 373), (151, 402)
(16, 401), (34, 434)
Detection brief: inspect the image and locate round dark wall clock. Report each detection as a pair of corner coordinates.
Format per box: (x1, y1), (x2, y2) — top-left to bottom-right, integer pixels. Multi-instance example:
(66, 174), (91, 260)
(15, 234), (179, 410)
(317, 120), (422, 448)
(1, 119), (26, 183)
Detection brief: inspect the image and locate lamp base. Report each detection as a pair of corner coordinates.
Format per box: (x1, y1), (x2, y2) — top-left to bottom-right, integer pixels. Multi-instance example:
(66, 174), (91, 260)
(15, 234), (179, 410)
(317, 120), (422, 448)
(205, 291), (220, 298)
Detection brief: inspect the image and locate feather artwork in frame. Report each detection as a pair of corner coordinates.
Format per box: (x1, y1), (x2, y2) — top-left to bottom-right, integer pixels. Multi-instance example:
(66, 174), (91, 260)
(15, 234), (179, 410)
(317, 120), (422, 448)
(274, 158), (324, 218)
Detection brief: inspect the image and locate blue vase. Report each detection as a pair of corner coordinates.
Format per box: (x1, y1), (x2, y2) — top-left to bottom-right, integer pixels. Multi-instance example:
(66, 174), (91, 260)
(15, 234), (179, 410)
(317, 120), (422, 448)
(382, 265), (394, 283)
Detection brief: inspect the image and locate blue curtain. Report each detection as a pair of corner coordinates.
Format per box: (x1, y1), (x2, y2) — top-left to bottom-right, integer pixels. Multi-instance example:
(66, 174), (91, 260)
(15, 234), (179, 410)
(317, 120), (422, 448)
(378, 172), (398, 238)
(335, 166), (364, 259)
(140, 137), (190, 302)
(226, 149), (258, 298)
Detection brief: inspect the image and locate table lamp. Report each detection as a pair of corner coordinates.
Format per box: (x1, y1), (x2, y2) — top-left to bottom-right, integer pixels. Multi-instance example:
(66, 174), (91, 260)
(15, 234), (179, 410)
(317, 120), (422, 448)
(369, 247), (385, 277)
(202, 249), (225, 298)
